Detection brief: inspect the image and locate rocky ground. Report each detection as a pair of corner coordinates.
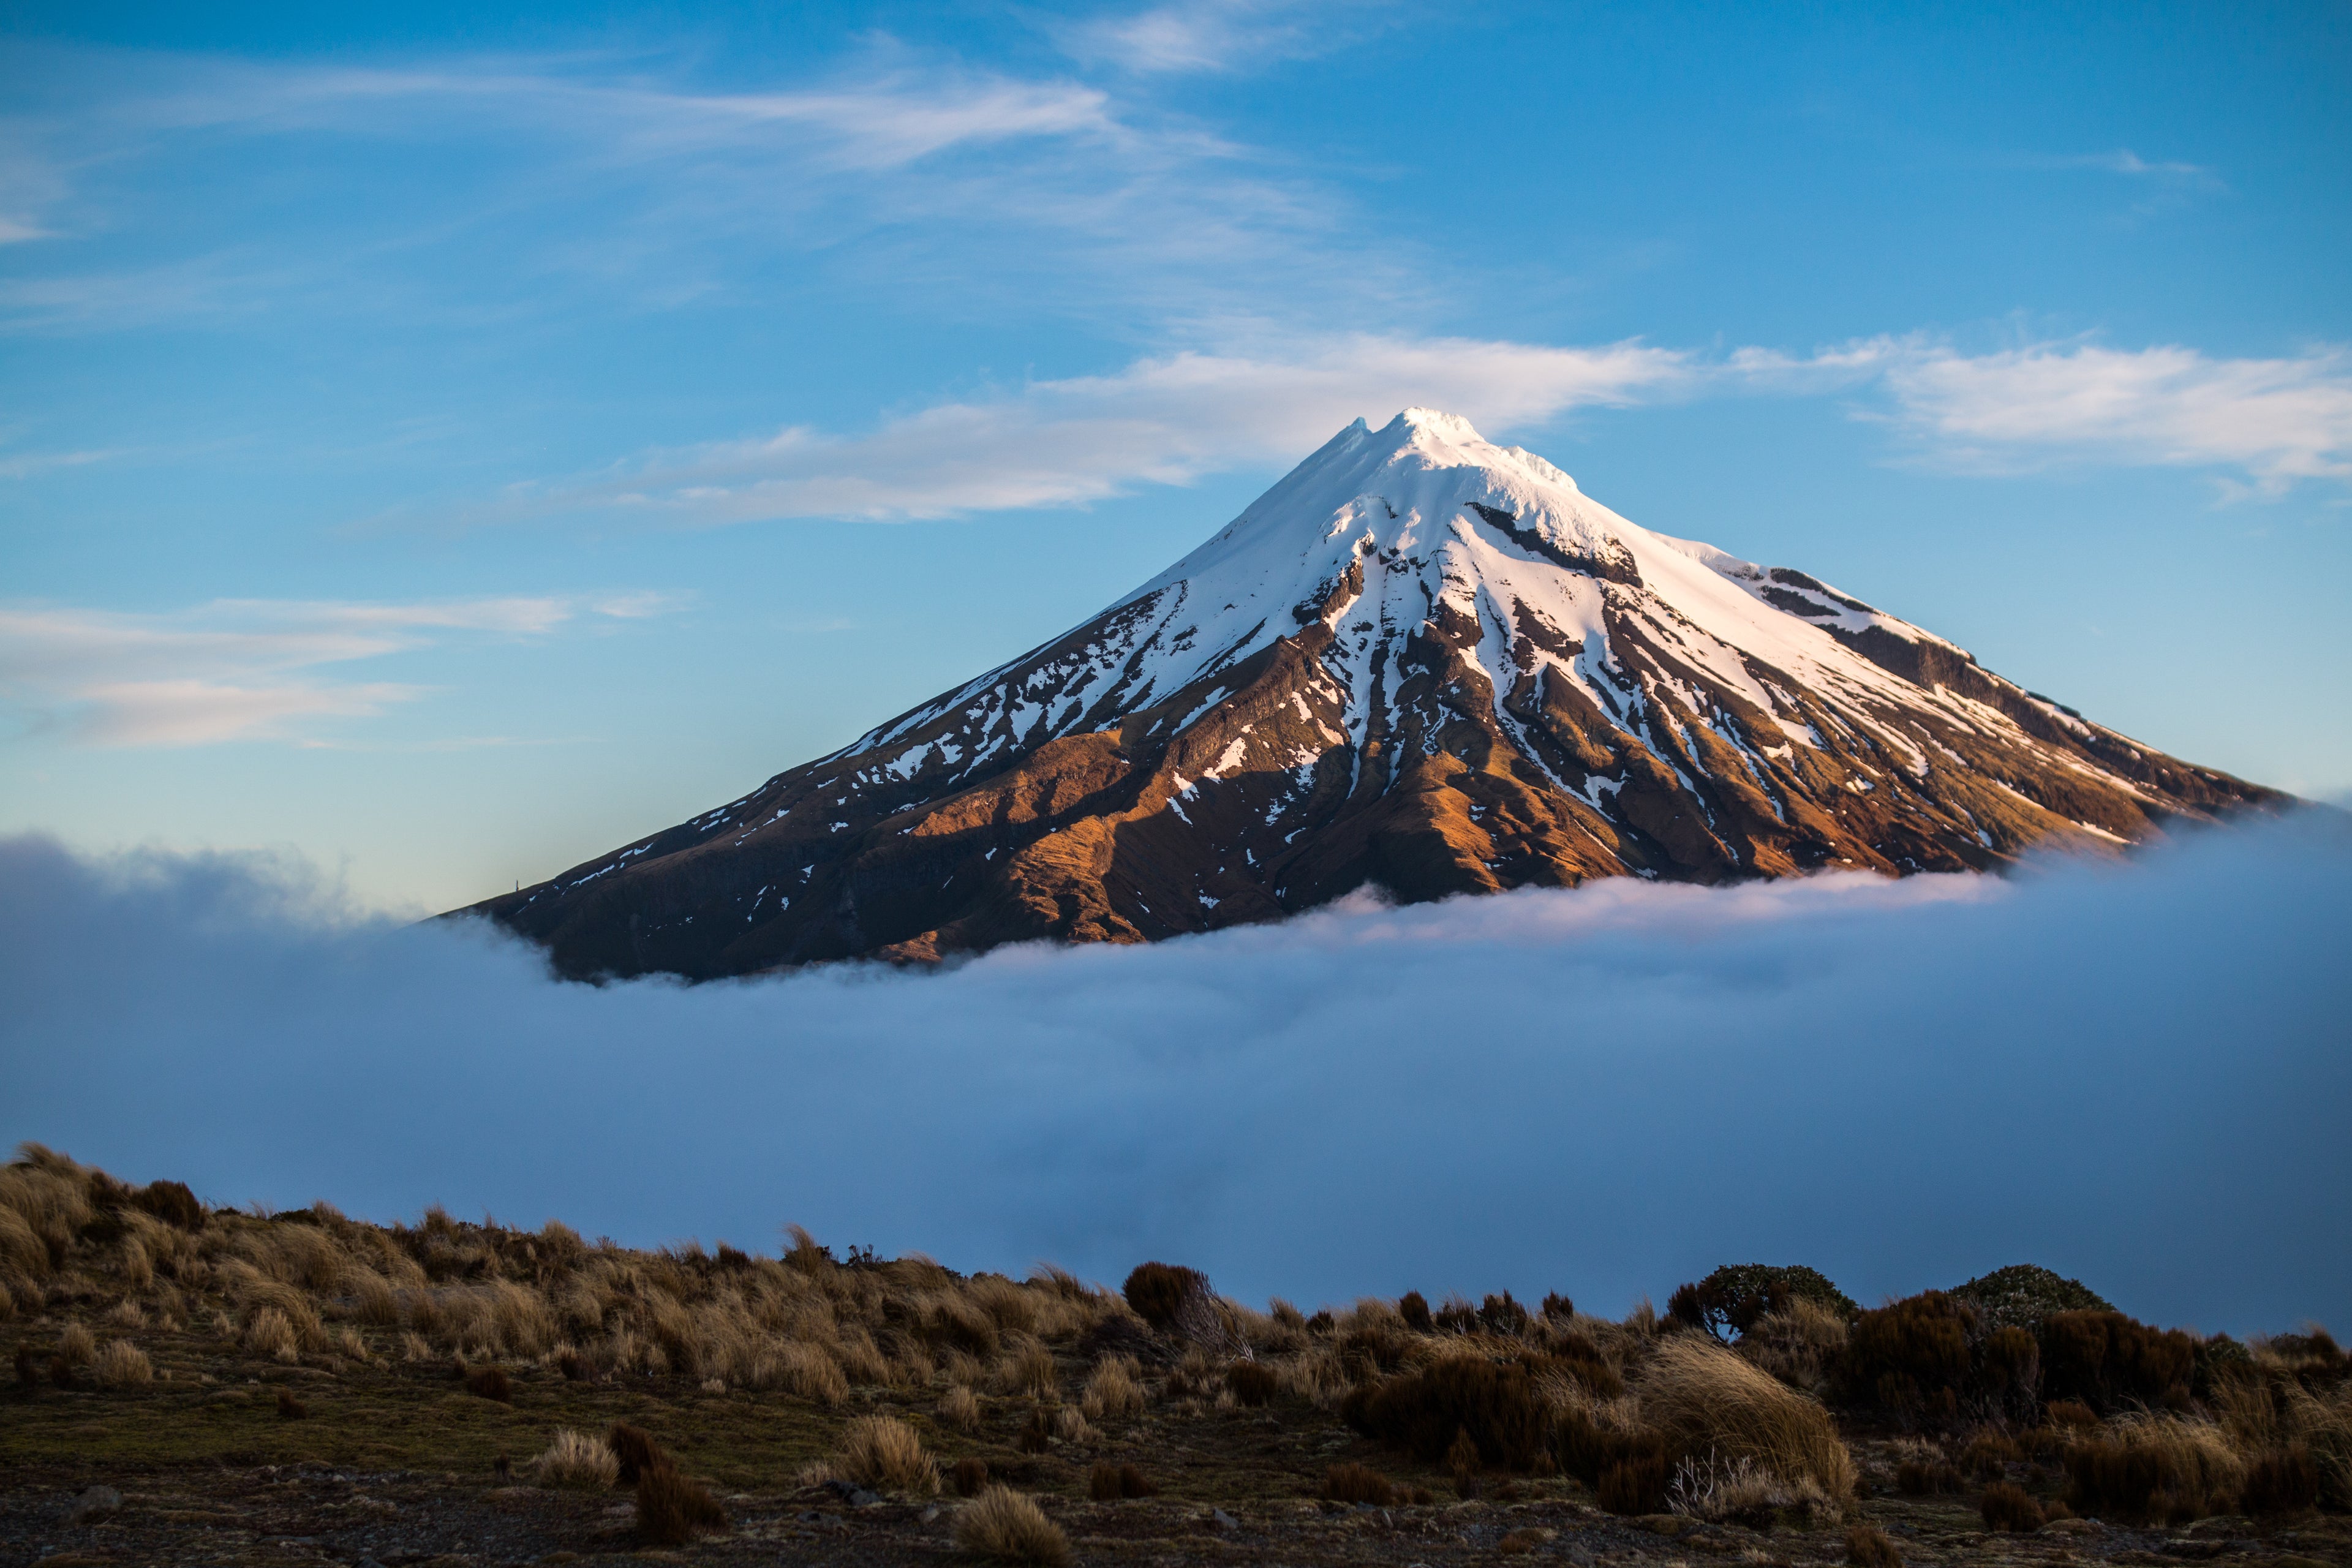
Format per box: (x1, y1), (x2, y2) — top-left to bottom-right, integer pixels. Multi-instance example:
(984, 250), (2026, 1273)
(4, 1362), (2345, 1567)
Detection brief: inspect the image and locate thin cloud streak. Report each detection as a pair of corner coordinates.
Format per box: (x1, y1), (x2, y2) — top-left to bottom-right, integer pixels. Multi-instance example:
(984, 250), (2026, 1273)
(0, 592), (686, 747)
(0, 42), (1370, 334)
(1, 817), (2344, 1331)
(481, 331), (2352, 527)
(1058, 0), (1415, 75)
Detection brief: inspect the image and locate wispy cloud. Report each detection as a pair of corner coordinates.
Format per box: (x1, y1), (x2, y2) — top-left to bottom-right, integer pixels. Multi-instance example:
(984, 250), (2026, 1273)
(1057, 0), (1414, 75)
(1779, 337), (2352, 494)
(2030, 148), (2217, 182)
(502, 333), (1692, 522)
(470, 329), (2352, 527)
(0, 592), (685, 747)
(0, 42), (1371, 334)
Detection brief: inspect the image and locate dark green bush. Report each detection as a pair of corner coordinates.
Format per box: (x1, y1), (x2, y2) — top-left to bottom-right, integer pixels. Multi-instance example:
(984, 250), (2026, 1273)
(1668, 1264), (1858, 1342)
(1950, 1265), (2111, 1331)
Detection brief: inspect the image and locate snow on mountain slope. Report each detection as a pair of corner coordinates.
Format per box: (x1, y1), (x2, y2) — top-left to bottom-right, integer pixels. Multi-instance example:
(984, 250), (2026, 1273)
(467, 409), (2282, 979)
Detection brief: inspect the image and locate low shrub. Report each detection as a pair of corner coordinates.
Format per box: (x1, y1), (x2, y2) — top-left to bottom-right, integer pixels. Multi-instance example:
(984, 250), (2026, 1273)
(1343, 1352), (1550, 1470)
(607, 1422), (663, 1485)
(1398, 1291), (1433, 1333)
(954, 1485), (1069, 1566)
(465, 1366), (513, 1403)
(1539, 1292), (1574, 1324)
(1016, 1406), (1052, 1454)
(953, 1457), (990, 1496)
(130, 1179), (206, 1232)
(1979, 1480), (2043, 1532)
(1894, 1454), (1959, 1496)
(1845, 1523), (1902, 1566)
(1227, 1360), (1279, 1407)
(530, 1429), (619, 1490)
(276, 1389), (307, 1420)
(2241, 1445), (2319, 1516)
(1122, 1263), (1207, 1332)
(1598, 1449), (1669, 1514)
(1669, 1264), (1857, 1342)
(1088, 1461), (1155, 1499)
(1961, 1429), (2021, 1479)
(1321, 1461), (1395, 1505)
(1834, 1292), (1973, 1426)
(2041, 1311), (2195, 1414)
(833, 1414), (940, 1495)
(1446, 1425), (1482, 1494)
(2064, 1416), (2244, 1525)
(1479, 1292), (1532, 1338)
(636, 1461), (725, 1545)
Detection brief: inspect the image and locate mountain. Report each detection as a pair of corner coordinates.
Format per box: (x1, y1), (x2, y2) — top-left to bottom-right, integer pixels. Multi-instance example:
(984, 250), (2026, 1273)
(466, 409), (2280, 978)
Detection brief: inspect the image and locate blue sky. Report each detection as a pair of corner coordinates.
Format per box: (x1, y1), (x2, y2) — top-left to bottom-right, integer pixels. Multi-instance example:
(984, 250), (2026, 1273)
(3, 0), (2348, 911)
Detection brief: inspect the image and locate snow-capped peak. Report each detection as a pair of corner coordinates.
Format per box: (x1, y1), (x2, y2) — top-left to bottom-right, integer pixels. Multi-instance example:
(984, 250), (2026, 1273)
(475, 411), (2276, 979)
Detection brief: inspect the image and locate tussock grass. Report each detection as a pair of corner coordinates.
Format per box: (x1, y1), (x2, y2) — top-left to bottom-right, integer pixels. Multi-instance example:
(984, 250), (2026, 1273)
(1082, 1354), (1144, 1419)
(93, 1338), (152, 1388)
(635, 1460), (725, 1545)
(1638, 1335), (1856, 1504)
(2064, 1413), (2244, 1524)
(530, 1428), (619, 1490)
(954, 1485), (1069, 1566)
(58, 1320), (96, 1364)
(938, 1382), (982, 1433)
(831, 1414), (940, 1495)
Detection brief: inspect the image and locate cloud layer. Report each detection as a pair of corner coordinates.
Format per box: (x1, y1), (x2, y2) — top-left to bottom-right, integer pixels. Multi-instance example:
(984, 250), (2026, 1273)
(3, 816), (2345, 1333)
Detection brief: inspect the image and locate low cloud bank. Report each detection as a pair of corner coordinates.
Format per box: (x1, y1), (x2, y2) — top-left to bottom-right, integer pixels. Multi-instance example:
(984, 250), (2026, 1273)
(2, 820), (2346, 1333)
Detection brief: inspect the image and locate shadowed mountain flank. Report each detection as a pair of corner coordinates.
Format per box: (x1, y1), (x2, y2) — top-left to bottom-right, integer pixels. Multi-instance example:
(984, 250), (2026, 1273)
(461, 409), (2280, 978)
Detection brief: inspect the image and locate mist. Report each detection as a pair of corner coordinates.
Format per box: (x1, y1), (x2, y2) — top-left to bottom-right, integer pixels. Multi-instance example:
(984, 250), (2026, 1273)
(2, 817), (2346, 1335)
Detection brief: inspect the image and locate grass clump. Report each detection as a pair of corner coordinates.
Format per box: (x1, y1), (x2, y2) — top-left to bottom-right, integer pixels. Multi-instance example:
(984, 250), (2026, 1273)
(832, 1414), (940, 1495)
(1082, 1354), (1144, 1419)
(955, 1485), (1069, 1566)
(1638, 1335), (1856, 1504)
(1321, 1461), (1395, 1505)
(92, 1339), (152, 1389)
(938, 1382), (982, 1433)
(1978, 1479), (2043, 1532)
(952, 1457), (990, 1497)
(2064, 1414), (2244, 1524)
(636, 1460), (726, 1545)
(530, 1429), (619, 1490)
(1845, 1522), (1903, 1566)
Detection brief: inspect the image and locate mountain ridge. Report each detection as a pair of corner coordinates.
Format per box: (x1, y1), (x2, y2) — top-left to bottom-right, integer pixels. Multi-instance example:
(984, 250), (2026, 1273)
(465, 409), (2282, 978)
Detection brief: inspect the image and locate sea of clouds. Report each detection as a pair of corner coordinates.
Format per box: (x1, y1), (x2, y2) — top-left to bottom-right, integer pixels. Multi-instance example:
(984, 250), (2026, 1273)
(3, 816), (2346, 1335)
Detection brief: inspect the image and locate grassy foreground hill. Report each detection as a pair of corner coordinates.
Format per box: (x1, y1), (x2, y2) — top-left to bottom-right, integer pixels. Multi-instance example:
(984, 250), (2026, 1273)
(2, 1144), (2346, 1568)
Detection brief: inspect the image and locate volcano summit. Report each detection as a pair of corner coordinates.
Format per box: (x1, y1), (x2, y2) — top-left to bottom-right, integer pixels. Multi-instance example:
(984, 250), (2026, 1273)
(469, 409), (2277, 978)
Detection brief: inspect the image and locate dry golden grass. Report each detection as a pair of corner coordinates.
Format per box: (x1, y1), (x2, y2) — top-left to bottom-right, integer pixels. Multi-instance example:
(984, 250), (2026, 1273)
(994, 1340), (1059, 1399)
(92, 1338), (153, 1388)
(832, 1414), (941, 1496)
(58, 1320), (96, 1364)
(1740, 1295), (1850, 1394)
(1638, 1335), (1857, 1504)
(954, 1485), (1069, 1566)
(529, 1428), (620, 1490)
(938, 1382), (983, 1434)
(1082, 1354), (1145, 1419)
